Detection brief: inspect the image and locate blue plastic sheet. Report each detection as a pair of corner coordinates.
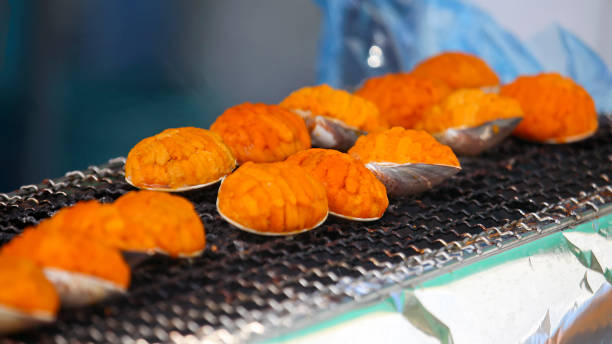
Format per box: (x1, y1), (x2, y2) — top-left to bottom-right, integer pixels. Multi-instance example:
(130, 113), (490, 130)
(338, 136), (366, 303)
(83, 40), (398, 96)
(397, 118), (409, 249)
(315, 0), (612, 113)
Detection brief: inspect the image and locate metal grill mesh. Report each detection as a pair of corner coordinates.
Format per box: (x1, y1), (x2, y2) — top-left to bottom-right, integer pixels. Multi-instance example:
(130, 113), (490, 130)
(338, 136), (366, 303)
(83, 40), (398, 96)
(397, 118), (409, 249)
(1, 118), (611, 343)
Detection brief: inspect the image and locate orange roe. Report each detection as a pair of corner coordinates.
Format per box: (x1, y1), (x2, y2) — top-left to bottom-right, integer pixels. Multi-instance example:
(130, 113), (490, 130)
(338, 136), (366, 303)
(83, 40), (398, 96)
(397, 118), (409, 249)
(500, 73), (598, 142)
(0, 256), (59, 315)
(280, 84), (388, 132)
(113, 191), (205, 257)
(411, 52), (500, 90)
(1, 228), (130, 288)
(39, 197), (205, 258)
(217, 162), (328, 234)
(210, 103), (311, 164)
(36, 200), (125, 239)
(125, 127), (236, 190)
(415, 89), (524, 134)
(286, 149), (388, 219)
(355, 73), (451, 129)
(348, 127), (460, 167)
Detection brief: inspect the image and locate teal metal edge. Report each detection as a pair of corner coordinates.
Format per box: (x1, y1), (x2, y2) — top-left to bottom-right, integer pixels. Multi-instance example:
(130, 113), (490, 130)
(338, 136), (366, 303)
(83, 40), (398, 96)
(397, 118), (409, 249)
(264, 298), (398, 343)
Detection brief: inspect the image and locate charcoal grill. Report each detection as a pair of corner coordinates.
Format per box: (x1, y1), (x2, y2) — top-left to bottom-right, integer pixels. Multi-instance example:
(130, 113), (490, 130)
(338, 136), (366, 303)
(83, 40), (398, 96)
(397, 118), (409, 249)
(1, 117), (611, 343)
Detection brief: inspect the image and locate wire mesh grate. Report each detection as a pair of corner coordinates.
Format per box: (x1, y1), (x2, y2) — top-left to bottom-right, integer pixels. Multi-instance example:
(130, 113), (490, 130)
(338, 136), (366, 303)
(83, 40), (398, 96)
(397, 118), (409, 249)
(0, 117), (610, 343)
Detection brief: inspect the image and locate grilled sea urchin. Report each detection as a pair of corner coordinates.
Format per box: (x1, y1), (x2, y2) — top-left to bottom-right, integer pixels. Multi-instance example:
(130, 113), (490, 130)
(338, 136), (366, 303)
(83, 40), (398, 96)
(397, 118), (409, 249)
(411, 51), (500, 90)
(211, 103), (311, 164)
(113, 191), (205, 257)
(500, 73), (598, 143)
(355, 73), (450, 129)
(415, 89), (524, 155)
(286, 149), (388, 220)
(125, 127), (236, 191)
(280, 85), (387, 150)
(40, 196), (205, 259)
(217, 162), (328, 235)
(1, 228), (130, 307)
(349, 128), (460, 196)
(0, 256), (59, 334)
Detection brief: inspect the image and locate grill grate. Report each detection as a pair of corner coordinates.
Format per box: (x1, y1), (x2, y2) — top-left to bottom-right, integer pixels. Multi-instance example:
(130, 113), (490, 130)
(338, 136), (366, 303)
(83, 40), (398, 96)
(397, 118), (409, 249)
(1, 118), (611, 343)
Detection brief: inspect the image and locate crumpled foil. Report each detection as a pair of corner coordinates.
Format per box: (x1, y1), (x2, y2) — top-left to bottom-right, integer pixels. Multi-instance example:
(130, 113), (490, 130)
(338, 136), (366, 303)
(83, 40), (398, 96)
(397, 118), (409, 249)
(271, 215), (612, 344)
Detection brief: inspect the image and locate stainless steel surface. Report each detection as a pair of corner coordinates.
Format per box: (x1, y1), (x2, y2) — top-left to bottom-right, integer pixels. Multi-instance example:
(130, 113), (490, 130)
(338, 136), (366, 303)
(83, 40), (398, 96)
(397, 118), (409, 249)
(433, 117), (522, 156)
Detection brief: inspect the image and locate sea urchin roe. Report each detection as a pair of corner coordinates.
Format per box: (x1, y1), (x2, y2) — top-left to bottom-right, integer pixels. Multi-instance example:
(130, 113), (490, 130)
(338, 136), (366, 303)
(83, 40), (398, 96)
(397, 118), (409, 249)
(1, 228), (130, 288)
(40, 197), (205, 258)
(210, 103), (311, 164)
(217, 162), (328, 234)
(348, 127), (460, 167)
(411, 51), (500, 90)
(415, 89), (524, 134)
(355, 73), (451, 129)
(286, 149), (388, 220)
(0, 256), (59, 315)
(280, 84), (388, 132)
(125, 127), (236, 190)
(500, 73), (598, 142)
(36, 200), (125, 239)
(113, 191), (205, 257)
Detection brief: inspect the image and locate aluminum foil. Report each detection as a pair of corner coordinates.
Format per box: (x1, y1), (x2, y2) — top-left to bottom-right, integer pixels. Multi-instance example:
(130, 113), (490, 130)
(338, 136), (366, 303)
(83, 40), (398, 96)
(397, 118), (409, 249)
(270, 216), (612, 344)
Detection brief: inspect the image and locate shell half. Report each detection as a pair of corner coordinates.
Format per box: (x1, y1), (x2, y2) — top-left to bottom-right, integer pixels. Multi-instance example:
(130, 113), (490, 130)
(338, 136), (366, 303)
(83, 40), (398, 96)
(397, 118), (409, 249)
(433, 117), (523, 156)
(365, 162), (461, 197)
(293, 109), (365, 151)
(125, 175), (225, 193)
(43, 268), (126, 307)
(0, 305), (54, 335)
(216, 198), (328, 236)
(543, 129), (598, 144)
(121, 251), (153, 268)
(329, 211), (382, 222)
(480, 85), (501, 94)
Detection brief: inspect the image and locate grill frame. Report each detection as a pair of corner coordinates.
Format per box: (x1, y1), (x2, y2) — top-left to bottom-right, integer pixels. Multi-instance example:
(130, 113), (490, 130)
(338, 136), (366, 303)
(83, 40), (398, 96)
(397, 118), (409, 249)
(0, 117), (610, 344)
